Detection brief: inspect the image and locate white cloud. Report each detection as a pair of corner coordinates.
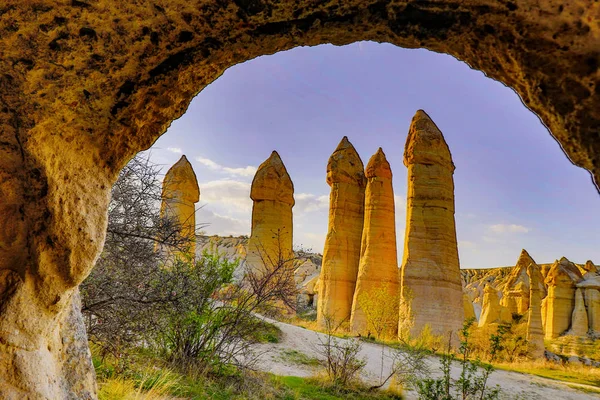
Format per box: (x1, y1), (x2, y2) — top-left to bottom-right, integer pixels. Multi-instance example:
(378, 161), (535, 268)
(294, 193), (329, 214)
(296, 232), (326, 253)
(489, 224), (530, 234)
(196, 156), (257, 178)
(199, 180), (252, 213)
(197, 209), (250, 236)
(167, 147), (182, 154)
(458, 240), (477, 249)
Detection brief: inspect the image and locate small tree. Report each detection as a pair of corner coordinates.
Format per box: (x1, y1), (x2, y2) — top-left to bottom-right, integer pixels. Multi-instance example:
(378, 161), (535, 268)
(315, 314), (367, 387)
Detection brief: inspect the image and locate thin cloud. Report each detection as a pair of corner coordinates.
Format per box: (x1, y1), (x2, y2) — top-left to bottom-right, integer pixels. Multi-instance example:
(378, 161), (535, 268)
(196, 156), (257, 178)
(295, 193), (329, 214)
(200, 180), (252, 213)
(167, 147), (182, 154)
(489, 224), (530, 234)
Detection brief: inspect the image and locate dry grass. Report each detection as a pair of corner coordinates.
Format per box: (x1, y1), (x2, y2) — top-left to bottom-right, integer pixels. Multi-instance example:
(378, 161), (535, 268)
(98, 368), (181, 400)
(495, 359), (600, 388)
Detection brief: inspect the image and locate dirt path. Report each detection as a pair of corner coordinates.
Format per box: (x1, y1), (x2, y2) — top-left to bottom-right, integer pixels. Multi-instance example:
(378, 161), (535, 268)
(254, 318), (600, 400)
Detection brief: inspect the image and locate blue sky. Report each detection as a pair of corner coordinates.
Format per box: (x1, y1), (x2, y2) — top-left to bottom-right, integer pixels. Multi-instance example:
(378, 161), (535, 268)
(147, 41), (600, 269)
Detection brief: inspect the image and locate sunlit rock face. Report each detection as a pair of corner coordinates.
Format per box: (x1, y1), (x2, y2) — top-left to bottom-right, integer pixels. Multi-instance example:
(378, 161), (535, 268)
(161, 155), (200, 258)
(544, 257), (584, 339)
(350, 148), (399, 336)
(318, 137), (366, 328)
(0, 1), (599, 397)
(501, 249), (546, 315)
(463, 293), (476, 321)
(527, 264), (545, 358)
(479, 284), (503, 327)
(400, 110), (464, 337)
(246, 151), (295, 274)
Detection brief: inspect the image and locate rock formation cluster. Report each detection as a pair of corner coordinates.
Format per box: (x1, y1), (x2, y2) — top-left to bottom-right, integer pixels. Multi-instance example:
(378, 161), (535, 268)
(350, 148), (399, 336)
(160, 155), (200, 258)
(318, 137), (366, 328)
(464, 252), (600, 345)
(400, 110), (464, 337)
(246, 151), (295, 274)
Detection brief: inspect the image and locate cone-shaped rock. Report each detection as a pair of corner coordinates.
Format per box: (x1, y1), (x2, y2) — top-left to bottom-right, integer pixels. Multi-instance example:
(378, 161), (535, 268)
(161, 155), (200, 257)
(463, 293), (476, 321)
(584, 260), (598, 274)
(479, 285), (502, 327)
(526, 264), (545, 358)
(400, 110), (464, 336)
(350, 148), (399, 336)
(502, 250), (546, 315)
(317, 137), (366, 328)
(246, 151), (295, 274)
(571, 288), (589, 336)
(544, 257), (584, 338)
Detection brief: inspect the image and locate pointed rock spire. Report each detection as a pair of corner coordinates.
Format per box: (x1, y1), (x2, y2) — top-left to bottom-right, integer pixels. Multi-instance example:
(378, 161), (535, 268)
(400, 110), (463, 338)
(585, 260), (598, 274)
(350, 148), (399, 337)
(247, 151), (295, 275)
(318, 137), (366, 328)
(544, 257), (583, 338)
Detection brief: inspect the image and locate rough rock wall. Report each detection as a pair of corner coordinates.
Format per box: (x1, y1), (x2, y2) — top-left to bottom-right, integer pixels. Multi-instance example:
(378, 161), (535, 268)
(0, 0), (599, 397)
(400, 110), (464, 337)
(161, 155), (200, 258)
(350, 148), (399, 336)
(246, 151), (295, 274)
(318, 137), (366, 328)
(571, 288), (589, 336)
(527, 264), (545, 358)
(544, 258), (584, 339)
(479, 284), (503, 327)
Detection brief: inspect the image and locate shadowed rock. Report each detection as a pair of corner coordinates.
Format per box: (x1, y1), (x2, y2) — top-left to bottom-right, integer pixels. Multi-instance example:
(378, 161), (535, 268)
(318, 137), (366, 328)
(350, 148), (399, 336)
(527, 264), (545, 358)
(400, 110), (464, 337)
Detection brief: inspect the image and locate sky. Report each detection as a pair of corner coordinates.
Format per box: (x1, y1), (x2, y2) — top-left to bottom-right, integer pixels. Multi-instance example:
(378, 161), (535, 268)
(146, 41), (600, 269)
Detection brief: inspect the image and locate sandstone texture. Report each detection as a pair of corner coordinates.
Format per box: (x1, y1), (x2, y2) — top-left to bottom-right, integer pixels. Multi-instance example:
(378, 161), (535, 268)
(526, 264), (545, 359)
(571, 288), (589, 336)
(0, 1), (599, 397)
(501, 249), (545, 315)
(400, 110), (463, 337)
(584, 289), (600, 334)
(350, 148), (399, 336)
(318, 137), (366, 328)
(161, 155), (200, 258)
(246, 152), (295, 275)
(544, 258), (584, 339)
(479, 284), (503, 327)
(463, 293), (476, 321)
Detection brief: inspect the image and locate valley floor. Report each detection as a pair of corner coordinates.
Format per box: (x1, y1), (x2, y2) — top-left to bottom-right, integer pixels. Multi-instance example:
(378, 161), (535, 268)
(254, 318), (600, 400)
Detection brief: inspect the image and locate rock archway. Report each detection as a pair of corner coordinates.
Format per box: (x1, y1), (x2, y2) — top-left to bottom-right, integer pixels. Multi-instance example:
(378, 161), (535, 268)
(0, 1), (598, 398)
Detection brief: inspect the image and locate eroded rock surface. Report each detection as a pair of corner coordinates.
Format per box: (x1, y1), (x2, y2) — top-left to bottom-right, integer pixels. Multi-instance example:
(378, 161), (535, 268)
(571, 288), (589, 336)
(161, 155), (200, 258)
(400, 110), (463, 337)
(246, 151), (295, 274)
(318, 137), (366, 328)
(350, 148), (399, 336)
(527, 264), (545, 358)
(544, 257), (584, 339)
(0, 1), (599, 397)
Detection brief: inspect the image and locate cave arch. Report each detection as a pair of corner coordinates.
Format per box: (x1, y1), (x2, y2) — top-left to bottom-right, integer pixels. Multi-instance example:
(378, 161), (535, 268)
(0, 1), (598, 398)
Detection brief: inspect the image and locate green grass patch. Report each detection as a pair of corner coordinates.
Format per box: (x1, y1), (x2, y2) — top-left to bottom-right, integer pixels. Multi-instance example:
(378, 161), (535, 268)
(495, 363), (600, 388)
(273, 376), (403, 400)
(280, 350), (321, 367)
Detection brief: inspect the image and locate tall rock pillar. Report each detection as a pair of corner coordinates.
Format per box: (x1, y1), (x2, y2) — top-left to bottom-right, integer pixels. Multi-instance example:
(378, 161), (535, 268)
(350, 148), (399, 337)
(571, 288), (589, 336)
(526, 264), (545, 358)
(246, 151), (295, 274)
(317, 137), (366, 328)
(544, 257), (583, 339)
(161, 155), (200, 258)
(400, 110), (464, 337)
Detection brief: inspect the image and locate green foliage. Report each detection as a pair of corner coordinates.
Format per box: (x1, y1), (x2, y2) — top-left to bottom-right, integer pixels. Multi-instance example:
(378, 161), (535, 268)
(416, 318), (501, 400)
(280, 350), (321, 367)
